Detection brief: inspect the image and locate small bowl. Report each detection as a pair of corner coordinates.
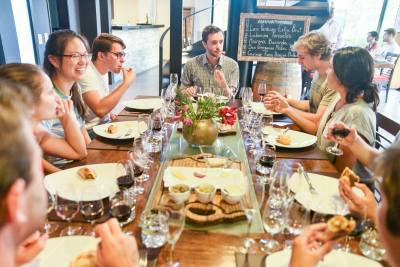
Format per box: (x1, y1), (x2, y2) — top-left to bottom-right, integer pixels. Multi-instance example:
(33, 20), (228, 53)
(221, 185), (245, 204)
(168, 184), (191, 203)
(195, 183), (216, 203)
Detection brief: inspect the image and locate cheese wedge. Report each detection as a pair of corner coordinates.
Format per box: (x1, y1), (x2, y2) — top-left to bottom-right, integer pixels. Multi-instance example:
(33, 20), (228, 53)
(220, 171), (231, 178)
(126, 123), (133, 127)
(170, 170), (187, 180)
(207, 158), (227, 167)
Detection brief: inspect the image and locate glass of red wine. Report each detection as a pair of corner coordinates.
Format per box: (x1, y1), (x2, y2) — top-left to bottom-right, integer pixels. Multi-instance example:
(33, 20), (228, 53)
(258, 83), (266, 102)
(256, 142), (276, 182)
(326, 112), (353, 156)
(109, 191), (134, 227)
(55, 184), (82, 236)
(116, 159), (135, 195)
(80, 186), (104, 236)
(129, 153), (146, 195)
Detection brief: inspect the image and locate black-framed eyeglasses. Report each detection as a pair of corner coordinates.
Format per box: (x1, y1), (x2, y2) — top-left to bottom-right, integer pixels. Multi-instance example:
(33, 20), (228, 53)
(61, 53), (93, 63)
(108, 52), (126, 59)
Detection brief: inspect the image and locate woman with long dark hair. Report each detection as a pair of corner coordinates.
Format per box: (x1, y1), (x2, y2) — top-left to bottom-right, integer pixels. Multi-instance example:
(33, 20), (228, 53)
(266, 47), (379, 179)
(41, 29), (92, 145)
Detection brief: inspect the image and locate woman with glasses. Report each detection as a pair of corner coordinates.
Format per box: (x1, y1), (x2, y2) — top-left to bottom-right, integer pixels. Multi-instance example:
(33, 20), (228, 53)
(0, 63), (87, 174)
(41, 30), (91, 146)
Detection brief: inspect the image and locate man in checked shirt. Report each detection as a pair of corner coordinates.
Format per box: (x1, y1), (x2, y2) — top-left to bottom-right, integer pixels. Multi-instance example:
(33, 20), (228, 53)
(182, 25), (239, 96)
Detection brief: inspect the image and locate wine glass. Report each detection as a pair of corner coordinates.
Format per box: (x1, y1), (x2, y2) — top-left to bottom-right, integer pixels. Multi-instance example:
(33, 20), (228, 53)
(139, 114), (154, 163)
(231, 86), (238, 102)
(41, 187), (59, 234)
(55, 184), (81, 236)
(312, 197), (339, 224)
(254, 176), (266, 212)
(258, 84), (266, 102)
(248, 118), (262, 155)
(326, 111), (353, 156)
(152, 108), (163, 138)
(170, 73), (178, 87)
(161, 195), (185, 267)
(127, 154), (145, 195)
(259, 198), (284, 254)
(269, 170), (288, 203)
(131, 140), (150, 182)
(261, 114), (273, 144)
(256, 142), (276, 183)
(109, 190), (134, 227)
(339, 200), (366, 253)
(80, 186), (104, 236)
(236, 195), (258, 254)
(284, 201), (309, 249)
(116, 159), (134, 194)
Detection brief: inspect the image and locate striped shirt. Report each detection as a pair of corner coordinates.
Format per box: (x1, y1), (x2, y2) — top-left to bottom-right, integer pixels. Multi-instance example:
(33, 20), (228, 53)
(181, 53), (239, 90)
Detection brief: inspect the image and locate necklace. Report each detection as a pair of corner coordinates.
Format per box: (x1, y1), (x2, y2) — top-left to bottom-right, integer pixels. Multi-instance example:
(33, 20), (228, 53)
(335, 99), (347, 112)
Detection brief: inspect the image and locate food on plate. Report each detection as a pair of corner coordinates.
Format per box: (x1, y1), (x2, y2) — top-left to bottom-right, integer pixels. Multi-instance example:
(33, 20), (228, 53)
(126, 123), (133, 127)
(193, 172), (206, 178)
(275, 136), (291, 145)
(70, 249), (99, 267)
(322, 215), (356, 241)
(77, 167), (97, 180)
(341, 167), (360, 187)
(170, 185), (189, 193)
(220, 171), (231, 178)
(224, 185), (244, 195)
(107, 125), (118, 133)
(170, 170), (187, 180)
(197, 185), (213, 193)
(207, 158), (227, 167)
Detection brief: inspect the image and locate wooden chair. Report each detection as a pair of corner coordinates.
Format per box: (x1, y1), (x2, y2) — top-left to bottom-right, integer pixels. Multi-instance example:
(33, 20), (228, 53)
(373, 52), (399, 103)
(373, 112), (400, 202)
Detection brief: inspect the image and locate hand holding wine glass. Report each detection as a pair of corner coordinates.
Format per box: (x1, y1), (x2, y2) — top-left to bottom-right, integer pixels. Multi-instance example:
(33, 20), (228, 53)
(326, 112), (353, 156)
(324, 120), (357, 148)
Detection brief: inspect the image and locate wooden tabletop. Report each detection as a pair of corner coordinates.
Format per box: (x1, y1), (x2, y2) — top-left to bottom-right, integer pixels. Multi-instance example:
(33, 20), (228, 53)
(47, 96), (365, 267)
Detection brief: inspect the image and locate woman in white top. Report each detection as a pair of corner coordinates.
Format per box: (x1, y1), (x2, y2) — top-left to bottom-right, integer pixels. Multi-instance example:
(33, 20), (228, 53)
(265, 47), (379, 178)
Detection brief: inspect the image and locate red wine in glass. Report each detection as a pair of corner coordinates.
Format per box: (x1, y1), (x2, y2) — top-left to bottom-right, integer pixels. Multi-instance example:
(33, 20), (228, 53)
(153, 119), (162, 131)
(259, 93), (265, 98)
(259, 155), (276, 168)
(80, 203), (103, 221)
(117, 175), (134, 190)
(134, 166), (144, 177)
(110, 204), (131, 222)
(332, 128), (350, 139)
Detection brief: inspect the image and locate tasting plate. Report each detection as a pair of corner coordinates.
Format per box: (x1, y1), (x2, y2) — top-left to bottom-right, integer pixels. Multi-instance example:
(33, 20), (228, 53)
(122, 98), (163, 110)
(266, 249), (382, 267)
(292, 173), (364, 215)
(163, 167), (245, 189)
(93, 121), (146, 140)
(252, 102), (281, 115)
(45, 163), (119, 201)
(265, 128), (317, 148)
(21, 236), (100, 267)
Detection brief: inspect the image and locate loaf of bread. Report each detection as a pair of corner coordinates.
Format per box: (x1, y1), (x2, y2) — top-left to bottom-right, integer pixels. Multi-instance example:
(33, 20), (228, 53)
(70, 249), (99, 267)
(77, 167), (97, 180)
(107, 125), (118, 133)
(341, 167), (360, 187)
(275, 136), (291, 145)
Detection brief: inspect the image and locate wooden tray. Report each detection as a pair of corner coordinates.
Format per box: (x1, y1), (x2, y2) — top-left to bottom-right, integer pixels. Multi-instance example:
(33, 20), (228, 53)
(177, 122), (237, 136)
(151, 155), (252, 226)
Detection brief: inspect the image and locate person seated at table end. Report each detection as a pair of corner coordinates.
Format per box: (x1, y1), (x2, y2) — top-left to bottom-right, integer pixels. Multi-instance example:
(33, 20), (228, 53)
(78, 34), (136, 135)
(0, 80), (139, 267)
(290, 144), (400, 267)
(266, 47), (379, 179)
(264, 32), (337, 125)
(182, 25), (239, 97)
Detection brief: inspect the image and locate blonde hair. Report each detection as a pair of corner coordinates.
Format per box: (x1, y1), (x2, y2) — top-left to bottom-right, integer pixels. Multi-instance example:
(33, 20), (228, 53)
(292, 32), (333, 61)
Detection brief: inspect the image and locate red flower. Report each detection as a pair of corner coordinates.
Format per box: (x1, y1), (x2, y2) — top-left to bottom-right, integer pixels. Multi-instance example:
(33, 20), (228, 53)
(172, 115), (182, 122)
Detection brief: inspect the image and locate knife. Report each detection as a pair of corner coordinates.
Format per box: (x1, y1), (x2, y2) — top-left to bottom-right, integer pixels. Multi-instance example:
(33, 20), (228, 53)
(278, 126), (290, 137)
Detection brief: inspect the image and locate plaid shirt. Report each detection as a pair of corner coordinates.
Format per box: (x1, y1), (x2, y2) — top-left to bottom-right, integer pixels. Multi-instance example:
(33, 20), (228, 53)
(181, 53), (239, 90)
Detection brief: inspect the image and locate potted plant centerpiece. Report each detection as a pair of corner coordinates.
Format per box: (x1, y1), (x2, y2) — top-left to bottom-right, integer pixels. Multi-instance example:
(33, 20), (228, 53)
(172, 87), (237, 148)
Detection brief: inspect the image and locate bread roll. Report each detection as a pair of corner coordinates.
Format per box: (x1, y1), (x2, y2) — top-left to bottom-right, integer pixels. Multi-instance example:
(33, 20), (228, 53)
(107, 125), (118, 133)
(77, 167), (97, 180)
(322, 215), (356, 241)
(70, 249), (99, 267)
(341, 167), (360, 187)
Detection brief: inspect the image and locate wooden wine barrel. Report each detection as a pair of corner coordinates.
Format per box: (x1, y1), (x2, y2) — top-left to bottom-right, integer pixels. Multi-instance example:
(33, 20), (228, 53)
(252, 62), (302, 101)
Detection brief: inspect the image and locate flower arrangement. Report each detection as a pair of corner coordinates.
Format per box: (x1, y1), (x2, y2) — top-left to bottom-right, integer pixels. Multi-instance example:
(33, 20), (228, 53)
(172, 87), (237, 134)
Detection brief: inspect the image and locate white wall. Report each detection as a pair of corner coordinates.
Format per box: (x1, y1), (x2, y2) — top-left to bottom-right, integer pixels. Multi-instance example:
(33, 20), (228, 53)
(10, 0), (36, 63)
(113, 0), (139, 25)
(156, 0), (170, 59)
(193, 0), (212, 43)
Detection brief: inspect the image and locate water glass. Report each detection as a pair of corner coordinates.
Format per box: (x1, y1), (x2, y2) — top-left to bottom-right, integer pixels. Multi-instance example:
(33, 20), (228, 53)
(141, 208), (169, 248)
(359, 220), (387, 261)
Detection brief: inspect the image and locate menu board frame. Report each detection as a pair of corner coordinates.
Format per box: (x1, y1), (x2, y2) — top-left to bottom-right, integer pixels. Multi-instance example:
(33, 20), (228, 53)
(237, 13), (311, 63)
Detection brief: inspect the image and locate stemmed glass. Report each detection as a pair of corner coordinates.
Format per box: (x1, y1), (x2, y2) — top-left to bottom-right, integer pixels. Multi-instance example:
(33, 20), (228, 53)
(161, 195), (185, 267)
(261, 114), (273, 144)
(236, 195), (258, 254)
(152, 109), (163, 138)
(256, 142), (276, 182)
(128, 153), (145, 195)
(139, 114), (154, 164)
(116, 159), (135, 193)
(284, 201), (309, 249)
(339, 201), (366, 253)
(41, 187), (59, 234)
(109, 190), (134, 227)
(248, 118), (262, 155)
(258, 84), (266, 102)
(55, 184), (81, 236)
(80, 186), (104, 236)
(231, 86), (238, 102)
(131, 139), (150, 182)
(170, 73), (178, 87)
(259, 198), (284, 254)
(326, 111), (353, 156)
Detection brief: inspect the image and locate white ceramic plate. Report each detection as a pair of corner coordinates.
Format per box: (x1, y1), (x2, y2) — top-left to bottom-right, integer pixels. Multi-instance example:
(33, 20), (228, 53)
(266, 249), (382, 267)
(163, 167), (245, 189)
(21, 236), (100, 267)
(293, 173), (364, 215)
(265, 128), (317, 148)
(252, 102), (281, 115)
(44, 163), (119, 200)
(122, 98), (163, 110)
(93, 121), (146, 140)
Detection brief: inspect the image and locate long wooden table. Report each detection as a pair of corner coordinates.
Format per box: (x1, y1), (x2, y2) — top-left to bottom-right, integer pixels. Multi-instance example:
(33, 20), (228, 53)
(48, 96), (346, 267)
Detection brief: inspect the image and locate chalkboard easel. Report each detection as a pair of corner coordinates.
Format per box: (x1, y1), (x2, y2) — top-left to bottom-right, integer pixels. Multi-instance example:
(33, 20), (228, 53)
(237, 13), (311, 63)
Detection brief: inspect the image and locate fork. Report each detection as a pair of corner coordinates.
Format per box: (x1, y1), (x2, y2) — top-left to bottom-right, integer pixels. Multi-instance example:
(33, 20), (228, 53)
(117, 128), (133, 139)
(302, 167), (318, 196)
(139, 250), (148, 267)
(278, 126), (290, 137)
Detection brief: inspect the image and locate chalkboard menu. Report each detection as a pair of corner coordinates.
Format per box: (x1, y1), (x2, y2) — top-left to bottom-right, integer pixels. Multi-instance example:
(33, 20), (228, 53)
(238, 13), (311, 63)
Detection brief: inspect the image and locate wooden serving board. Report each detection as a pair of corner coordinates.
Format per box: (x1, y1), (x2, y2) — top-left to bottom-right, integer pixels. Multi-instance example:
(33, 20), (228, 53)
(151, 154), (252, 226)
(176, 122), (237, 136)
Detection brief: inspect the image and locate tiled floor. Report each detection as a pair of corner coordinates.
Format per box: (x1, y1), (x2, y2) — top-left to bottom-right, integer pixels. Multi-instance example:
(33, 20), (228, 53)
(111, 66), (400, 124)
